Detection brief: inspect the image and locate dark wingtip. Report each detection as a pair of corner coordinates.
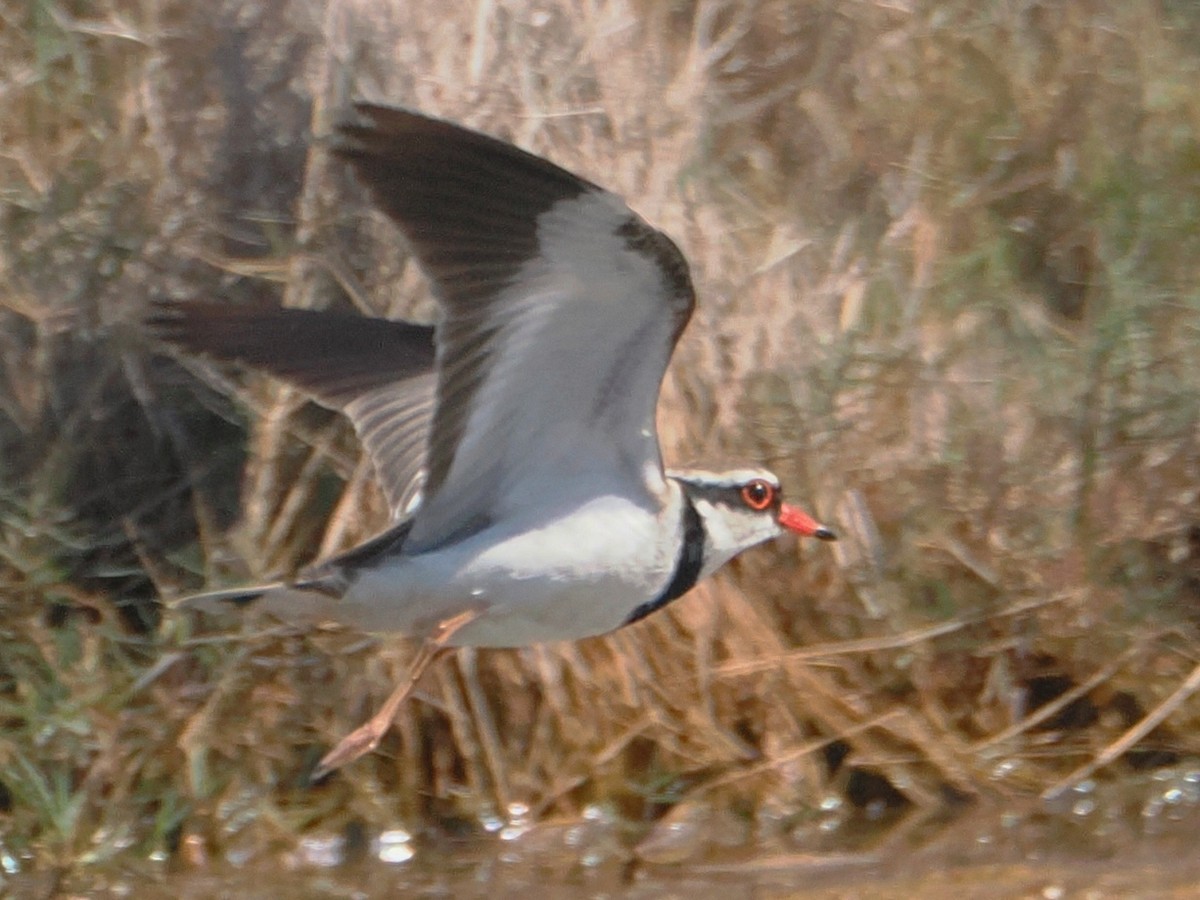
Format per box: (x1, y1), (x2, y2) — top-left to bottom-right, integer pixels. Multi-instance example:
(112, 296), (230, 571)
(223, 591), (267, 608)
(168, 586), (269, 613)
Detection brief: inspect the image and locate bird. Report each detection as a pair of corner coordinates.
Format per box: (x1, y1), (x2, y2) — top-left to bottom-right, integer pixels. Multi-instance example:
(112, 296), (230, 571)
(149, 103), (836, 780)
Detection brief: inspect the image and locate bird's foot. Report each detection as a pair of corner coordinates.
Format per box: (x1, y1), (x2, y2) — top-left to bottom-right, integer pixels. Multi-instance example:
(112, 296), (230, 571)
(309, 608), (481, 783)
(312, 721), (386, 781)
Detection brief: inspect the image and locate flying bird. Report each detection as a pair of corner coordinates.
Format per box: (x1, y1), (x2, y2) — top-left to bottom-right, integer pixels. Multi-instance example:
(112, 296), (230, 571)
(150, 104), (835, 779)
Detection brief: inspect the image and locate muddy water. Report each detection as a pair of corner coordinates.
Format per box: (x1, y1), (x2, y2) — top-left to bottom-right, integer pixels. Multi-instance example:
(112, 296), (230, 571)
(15, 767), (1200, 898)
(35, 851), (1200, 900)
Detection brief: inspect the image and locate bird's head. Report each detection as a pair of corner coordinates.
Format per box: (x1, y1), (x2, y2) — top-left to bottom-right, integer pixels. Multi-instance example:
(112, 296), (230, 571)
(669, 467), (835, 580)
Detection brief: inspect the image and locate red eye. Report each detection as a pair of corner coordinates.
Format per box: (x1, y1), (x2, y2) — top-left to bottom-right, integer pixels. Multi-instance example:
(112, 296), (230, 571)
(740, 479), (775, 511)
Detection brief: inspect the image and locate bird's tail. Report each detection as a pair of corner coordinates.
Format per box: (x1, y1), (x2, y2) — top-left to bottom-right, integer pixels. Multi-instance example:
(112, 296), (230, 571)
(169, 581), (340, 624)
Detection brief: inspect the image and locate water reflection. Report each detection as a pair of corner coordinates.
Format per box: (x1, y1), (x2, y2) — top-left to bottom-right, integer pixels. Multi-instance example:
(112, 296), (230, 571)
(11, 767), (1200, 898)
(376, 829), (415, 864)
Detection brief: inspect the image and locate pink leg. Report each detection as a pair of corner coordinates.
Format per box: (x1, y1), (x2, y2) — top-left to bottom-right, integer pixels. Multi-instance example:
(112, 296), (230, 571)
(312, 609), (479, 779)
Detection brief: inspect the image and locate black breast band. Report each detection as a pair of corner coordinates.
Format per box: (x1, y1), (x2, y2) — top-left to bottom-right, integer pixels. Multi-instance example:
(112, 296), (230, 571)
(622, 493), (705, 626)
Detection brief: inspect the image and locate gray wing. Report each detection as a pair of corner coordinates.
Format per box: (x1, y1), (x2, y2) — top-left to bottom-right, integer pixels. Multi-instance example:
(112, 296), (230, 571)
(147, 300), (436, 516)
(335, 104), (696, 550)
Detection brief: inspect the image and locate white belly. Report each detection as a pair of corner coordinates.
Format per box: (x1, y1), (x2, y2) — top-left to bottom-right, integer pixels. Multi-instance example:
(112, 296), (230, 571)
(336, 494), (680, 647)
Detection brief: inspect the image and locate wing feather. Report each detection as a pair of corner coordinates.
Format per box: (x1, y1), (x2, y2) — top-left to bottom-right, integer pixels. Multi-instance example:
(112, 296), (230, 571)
(151, 106), (699, 551)
(147, 301), (436, 515)
(335, 105), (696, 549)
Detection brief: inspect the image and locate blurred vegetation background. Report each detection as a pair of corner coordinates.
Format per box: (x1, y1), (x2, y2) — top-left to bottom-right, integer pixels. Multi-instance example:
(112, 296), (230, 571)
(2, 0), (1200, 879)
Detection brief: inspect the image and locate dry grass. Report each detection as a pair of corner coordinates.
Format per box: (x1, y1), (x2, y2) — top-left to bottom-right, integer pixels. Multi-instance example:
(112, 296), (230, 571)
(2, 0), (1200, 876)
